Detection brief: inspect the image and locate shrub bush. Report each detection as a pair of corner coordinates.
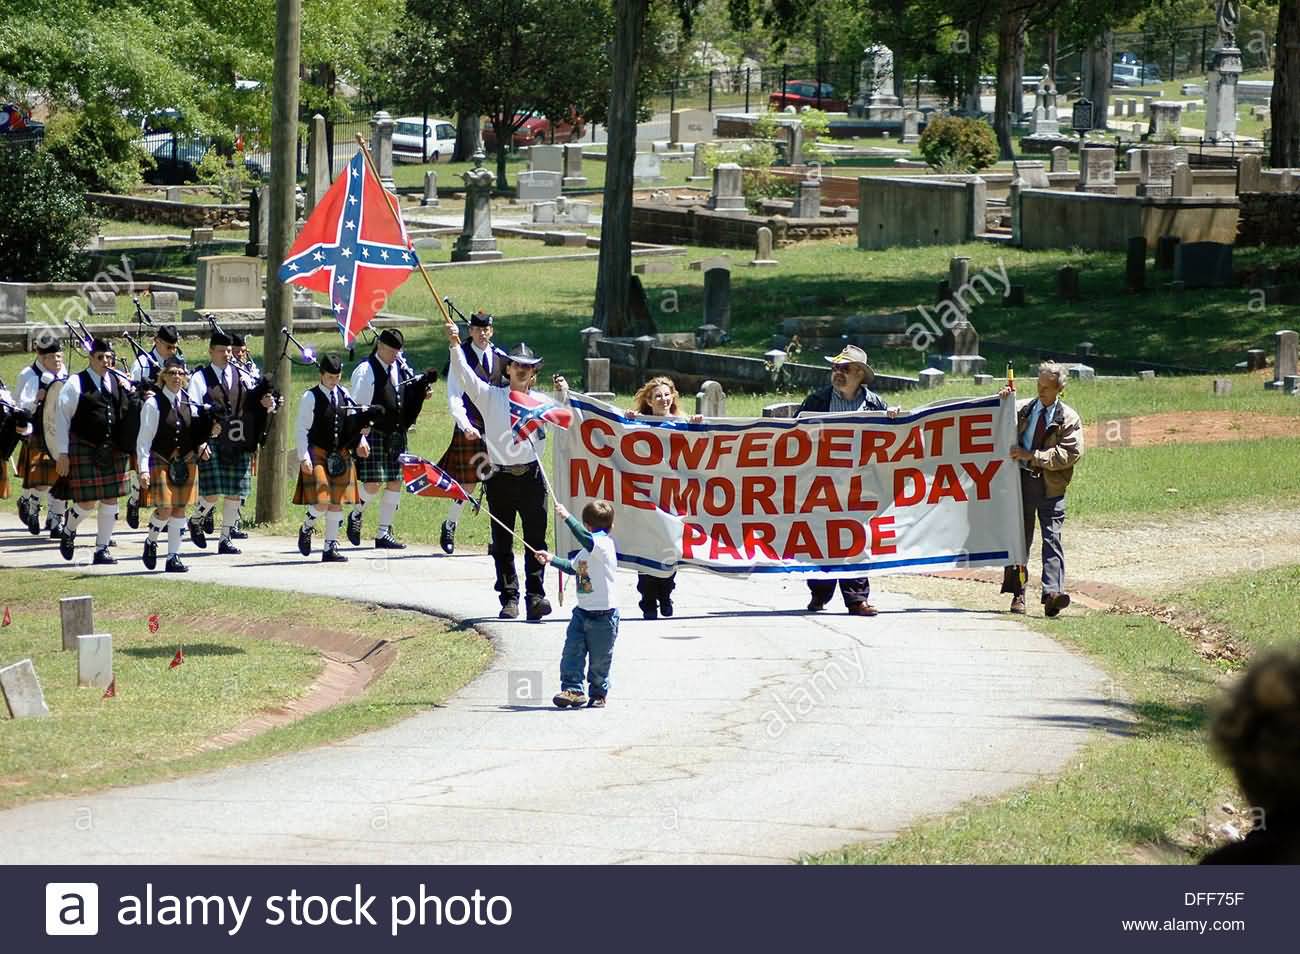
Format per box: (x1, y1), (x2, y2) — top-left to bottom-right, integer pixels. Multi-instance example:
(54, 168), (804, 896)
(0, 144), (97, 281)
(918, 115), (998, 172)
(43, 106), (147, 194)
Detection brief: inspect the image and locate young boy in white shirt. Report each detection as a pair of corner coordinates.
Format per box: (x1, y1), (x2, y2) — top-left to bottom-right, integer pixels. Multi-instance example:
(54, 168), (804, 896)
(538, 500), (619, 709)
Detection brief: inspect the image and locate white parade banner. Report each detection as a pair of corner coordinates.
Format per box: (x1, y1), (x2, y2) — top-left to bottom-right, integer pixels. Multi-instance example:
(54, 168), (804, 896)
(553, 394), (1028, 580)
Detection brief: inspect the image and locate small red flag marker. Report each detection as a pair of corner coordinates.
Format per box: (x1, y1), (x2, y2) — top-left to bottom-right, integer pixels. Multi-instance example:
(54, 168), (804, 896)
(102, 678), (116, 699)
(169, 648), (184, 669)
(148, 614), (160, 634)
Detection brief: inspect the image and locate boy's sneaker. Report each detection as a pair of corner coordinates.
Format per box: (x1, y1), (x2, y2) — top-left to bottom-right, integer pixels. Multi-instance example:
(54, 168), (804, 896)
(639, 601), (657, 621)
(659, 597), (673, 618)
(553, 689), (587, 709)
(587, 695), (607, 708)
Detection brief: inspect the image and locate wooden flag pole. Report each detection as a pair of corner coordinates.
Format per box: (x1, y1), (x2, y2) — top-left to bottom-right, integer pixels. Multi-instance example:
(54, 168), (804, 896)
(353, 134), (453, 329)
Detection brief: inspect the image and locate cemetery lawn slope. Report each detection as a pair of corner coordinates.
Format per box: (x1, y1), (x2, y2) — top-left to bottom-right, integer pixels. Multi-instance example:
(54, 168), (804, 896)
(0, 570), (491, 809)
(807, 563), (1300, 865)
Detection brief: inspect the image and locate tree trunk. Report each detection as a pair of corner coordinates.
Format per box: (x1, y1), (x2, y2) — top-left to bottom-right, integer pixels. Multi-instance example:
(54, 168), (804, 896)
(1012, 29), (1025, 118)
(492, 116), (511, 189)
(453, 110), (480, 161)
(1046, 27), (1058, 81)
(962, 18), (985, 114)
(1080, 32), (1111, 130)
(1272, 0), (1300, 167)
(994, 8), (1023, 160)
(593, 0), (649, 336)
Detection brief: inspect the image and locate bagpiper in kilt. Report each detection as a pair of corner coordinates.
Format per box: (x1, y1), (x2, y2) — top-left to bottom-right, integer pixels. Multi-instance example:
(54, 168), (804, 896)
(14, 341), (70, 537)
(437, 310), (504, 554)
(294, 353), (372, 563)
(124, 322), (180, 532)
(52, 338), (133, 565)
(347, 328), (438, 550)
(136, 356), (217, 573)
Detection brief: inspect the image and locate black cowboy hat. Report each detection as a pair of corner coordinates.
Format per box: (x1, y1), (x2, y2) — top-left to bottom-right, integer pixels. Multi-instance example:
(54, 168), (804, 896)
(505, 342), (543, 368)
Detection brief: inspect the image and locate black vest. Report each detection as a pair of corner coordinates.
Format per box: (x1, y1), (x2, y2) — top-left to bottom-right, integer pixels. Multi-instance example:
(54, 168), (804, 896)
(69, 369), (119, 443)
(306, 386), (348, 452)
(460, 341), (498, 431)
(200, 363), (244, 416)
(366, 354), (402, 432)
(149, 391), (194, 457)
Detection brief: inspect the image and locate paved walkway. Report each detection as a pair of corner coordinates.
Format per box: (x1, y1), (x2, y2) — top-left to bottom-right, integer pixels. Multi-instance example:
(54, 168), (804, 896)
(0, 512), (1120, 863)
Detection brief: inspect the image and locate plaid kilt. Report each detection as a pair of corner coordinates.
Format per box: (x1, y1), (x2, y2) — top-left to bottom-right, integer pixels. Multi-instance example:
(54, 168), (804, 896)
(138, 454), (199, 509)
(18, 440), (60, 489)
(356, 429), (406, 484)
(293, 446), (359, 507)
(437, 428), (489, 486)
(198, 445), (253, 498)
(67, 434), (129, 503)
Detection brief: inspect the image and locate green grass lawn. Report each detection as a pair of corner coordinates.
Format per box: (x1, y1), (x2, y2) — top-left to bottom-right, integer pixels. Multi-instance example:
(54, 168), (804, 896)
(809, 563), (1300, 865)
(0, 568), (492, 808)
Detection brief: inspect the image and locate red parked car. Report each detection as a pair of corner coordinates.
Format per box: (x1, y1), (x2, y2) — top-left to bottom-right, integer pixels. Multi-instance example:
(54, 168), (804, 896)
(768, 81), (848, 113)
(481, 110), (586, 150)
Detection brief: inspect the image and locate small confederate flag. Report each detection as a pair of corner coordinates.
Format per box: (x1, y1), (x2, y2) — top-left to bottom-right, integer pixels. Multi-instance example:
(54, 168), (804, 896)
(277, 150), (419, 346)
(2, 606), (10, 627)
(399, 454), (470, 502)
(102, 677), (116, 699)
(508, 390), (573, 443)
(147, 614), (160, 634)
(169, 648), (184, 669)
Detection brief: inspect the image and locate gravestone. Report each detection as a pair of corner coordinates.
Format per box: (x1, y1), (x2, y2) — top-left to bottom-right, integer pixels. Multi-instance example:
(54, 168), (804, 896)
(0, 659), (49, 719)
(529, 144), (564, 175)
(59, 595), (94, 652)
(707, 163), (746, 214)
(628, 280), (657, 337)
(516, 170), (562, 202)
(1011, 160), (1049, 190)
(901, 111), (920, 144)
(780, 123), (805, 165)
(1147, 102), (1183, 140)
(973, 373), (994, 386)
(1155, 235), (1181, 270)
(633, 260), (674, 274)
(580, 326), (603, 358)
(421, 170), (439, 208)
(369, 111), (396, 192)
(1138, 369), (1156, 381)
(1173, 242), (1233, 289)
(1050, 146), (1069, 172)
(563, 200), (591, 224)
(751, 226), (778, 267)
(454, 154), (503, 261)
(695, 324), (723, 347)
(1126, 236), (1147, 293)
(1078, 342), (1095, 356)
(1285, 374), (1300, 395)
(584, 357), (611, 394)
(1138, 147), (1176, 198)
(1213, 378), (1233, 395)
(1029, 66), (1060, 137)
(1171, 162), (1193, 197)
(1056, 265), (1080, 300)
(670, 108), (713, 144)
(194, 257), (263, 310)
(1237, 154), (1262, 193)
(690, 147), (710, 181)
(918, 368), (944, 389)
(689, 255), (730, 271)
(703, 266), (731, 331)
(1125, 99), (1137, 117)
(562, 144), (587, 188)
(532, 200), (557, 224)
(307, 113), (329, 214)
(246, 186), (269, 257)
(949, 256), (971, 291)
(1245, 349), (1267, 370)
(942, 318), (979, 357)
(77, 634), (112, 690)
(762, 402), (801, 418)
(149, 290), (180, 321)
(943, 355), (986, 376)
(792, 179), (821, 218)
(85, 291), (117, 316)
(632, 152), (666, 186)
(1266, 329), (1298, 390)
(190, 227), (214, 245)
(1068, 364), (1096, 381)
(543, 231), (587, 247)
(1205, 23), (1241, 143)
(695, 380), (727, 417)
(0, 282), (27, 323)
(862, 45), (902, 121)
(1076, 147), (1116, 195)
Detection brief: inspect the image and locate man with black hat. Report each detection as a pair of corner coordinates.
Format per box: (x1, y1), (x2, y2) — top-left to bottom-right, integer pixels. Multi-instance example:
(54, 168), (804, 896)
(136, 356), (219, 572)
(796, 345), (899, 617)
(347, 327), (436, 549)
(294, 352), (371, 562)
(52, 338), (132, 564)
(188, 329), (274, 555)
(227, 332), (259, 540)
(444, 322), (568, 621)
(124, 322), (180, 529)
(14, 339), (69, 538)
(437, 309), (505, 554)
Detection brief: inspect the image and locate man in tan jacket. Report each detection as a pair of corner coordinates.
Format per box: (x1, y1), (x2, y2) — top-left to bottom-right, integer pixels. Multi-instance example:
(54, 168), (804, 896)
(998, 361), (1084, 617)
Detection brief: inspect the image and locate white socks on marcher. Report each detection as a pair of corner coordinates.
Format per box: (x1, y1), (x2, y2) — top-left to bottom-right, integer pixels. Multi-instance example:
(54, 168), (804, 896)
(147, 516), (165, 543)
(324, 511), (343, 544)
(221, 498), (239, 540)
(377, 490), (400, 535)
(446, 498), (465, 528)
(352, 483), (374, 516)
(167, 517), (185, 556)
(95, 504), (117, 549)
(303, 506), (321, 528)
(66, 504), (88, 532)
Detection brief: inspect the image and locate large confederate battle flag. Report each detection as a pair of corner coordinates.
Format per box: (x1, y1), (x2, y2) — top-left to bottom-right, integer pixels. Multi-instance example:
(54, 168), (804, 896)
(509, 391), (573, 443)
(277, 151), (418, 346)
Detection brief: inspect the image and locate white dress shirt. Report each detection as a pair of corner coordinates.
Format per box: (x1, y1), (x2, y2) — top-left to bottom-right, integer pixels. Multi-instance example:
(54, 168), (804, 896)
(350, 355), (399, 407)
(447, 343), (494, 432)
(294, 384), (357, 464)
(449, 344), (556, 467)
(131, 349), (162, 383)
(53, 368), (114, 456)
(136, 386), (188, 465)
(189, 361), (235, 406)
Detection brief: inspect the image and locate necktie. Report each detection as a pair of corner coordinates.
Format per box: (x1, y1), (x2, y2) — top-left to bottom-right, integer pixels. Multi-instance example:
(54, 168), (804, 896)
(1031, 406), (1049, 450)
(329, 388), (337, 409)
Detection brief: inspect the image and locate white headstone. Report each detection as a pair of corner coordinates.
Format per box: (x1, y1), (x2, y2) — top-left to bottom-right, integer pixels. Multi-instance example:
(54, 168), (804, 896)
(516, 170), (562, 202)
(194, 256), (263, 310)
(632, 152), (665, 185)
(562, 143), (587, 188)
(0, 659), (50, 719)
(695, 380), (727, 417)
(707, 163), (746, 213)
(77, 633), (113, 690)
(670, 108), (713, 144)
(529, 144), (564, 174)
(0, 282), (27, 323)
(59, 595), (94, 652)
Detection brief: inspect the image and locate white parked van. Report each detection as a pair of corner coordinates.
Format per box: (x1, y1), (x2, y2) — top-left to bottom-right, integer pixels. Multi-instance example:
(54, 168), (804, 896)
(393, 117), (457, 162)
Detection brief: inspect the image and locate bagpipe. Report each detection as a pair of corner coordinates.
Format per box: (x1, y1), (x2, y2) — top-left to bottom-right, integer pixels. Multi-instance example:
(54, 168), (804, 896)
(65, 319), (148, 459)
(202, 317), (283, 453)
(123, 297), (185, 386)
(352, 324), (439, 435)
(0, 376), (34, 461)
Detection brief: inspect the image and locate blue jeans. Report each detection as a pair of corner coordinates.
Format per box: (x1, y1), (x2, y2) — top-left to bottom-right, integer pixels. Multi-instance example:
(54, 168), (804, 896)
(561, 607), (620, 697)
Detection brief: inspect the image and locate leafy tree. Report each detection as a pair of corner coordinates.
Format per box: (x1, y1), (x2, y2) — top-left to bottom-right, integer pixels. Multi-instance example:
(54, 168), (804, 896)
(1274, 0), (1299, 166)
(0, 143), (97, 282)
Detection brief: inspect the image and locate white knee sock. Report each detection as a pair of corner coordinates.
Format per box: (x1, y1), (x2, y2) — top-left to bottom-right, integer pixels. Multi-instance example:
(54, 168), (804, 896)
(33, 488), (48, 509)
(167, 517), (185, 557)
(193, 498), (216, 520)
(377, 490), (400, 534)
(303, 506), (320, 527)
(352, 483), (374, 515)
(96, 504), (117, 549)
(67, 503), (88, 532)
(147, 515), (166, 543)
(446, 498), (465, 528)
(324, 511), (342, 544)
(49, 497), (66, 516)
(221, 498), (240, 540)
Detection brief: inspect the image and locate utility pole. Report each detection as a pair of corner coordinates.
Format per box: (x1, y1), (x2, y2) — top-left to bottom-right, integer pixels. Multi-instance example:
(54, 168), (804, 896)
(256, 0), (301, 524)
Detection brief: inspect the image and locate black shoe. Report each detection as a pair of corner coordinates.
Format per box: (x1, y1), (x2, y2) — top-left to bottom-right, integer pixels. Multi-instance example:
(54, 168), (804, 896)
(203, 510), (215, 534)
(218, 538), (242, 555)
(375, 531), (406, 550)
(499, 599), (519, 619)
(640, 600), (658, 621)
(660, 597), (674, 618)
(59, 527), (76, 561)
(27, 502), (41, 536)
(440, 520), (455, 554)
(526, 597), (552, 622)
(807, 598), (828, 612)
(48, 513), (64, 540)
(93, 547), (117, 566)
(17, 495), (29, 525)
(142, 539), (158, 570)
(165, 555), (188, 573)
(346, 509), (363, 546)
(188, 517), (208, 549)
(126, 499), (140, 529)
(298, 522), (314, 556)
(228, 525), (249, 540)
(322, 542), (348, 563)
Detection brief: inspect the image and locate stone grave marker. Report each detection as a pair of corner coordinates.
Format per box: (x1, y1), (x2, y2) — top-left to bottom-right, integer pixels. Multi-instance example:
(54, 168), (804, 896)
(1076, 147), (1116, 195)
(670, 108), (713, 144)
(194, 257), (263, 310)
(516, 170), (562, 202)
(689, 255), (730, 272)
(750, 226), (778, 267)
(1138, 148), (1176, 198)
(1068, 364), (1096, 380)
(0, 282), (27, 323)
(562, 144), (587, 188)
(532, 201), (557, 224)
(762, 402), (801, 418)
(77, 634), (112, 690)
(584, 357), (611, 394)
(86, 291), (117, 316)
(421, 170), (439, 208)
(706, 163), (746, 213)
(901, 111), (921, 144)
(0, 660), (49, 719)
(1138, 369), (1156, 381)
(246, 185), (269, 257)
(369, 111), (396, 191)
(690, 147), (710, 181)
(60, 595), (94, 651)
(633, 260), (674, 275)
(1267, 329), (1298, 391)
(918, 368), (944, 389)
(632, 153), (665, 185)
(529, 144), (564, 175)
(307, 113), (329, 214)
(1050, 146), (1069, 172)
(973, 373), (994, 386)
(1012, 160), (1049, 189)
(792, 179), (821, 218)
(1173, 242), (1233, 289)
(703, 266), (731, 332)
(1147, 102), (1183, 140)
(565, 200), (591, 224)
(189, 227), (214, 245)
(1171, 162), (1193, 197)
(695, 324), (723, 347)
(149, 290), (180, 321)
(1213, 378), (1232, 396)
(543, 231), (587, 248)
(695, 380), (727, 417)
(1155, 235), (1181, 270)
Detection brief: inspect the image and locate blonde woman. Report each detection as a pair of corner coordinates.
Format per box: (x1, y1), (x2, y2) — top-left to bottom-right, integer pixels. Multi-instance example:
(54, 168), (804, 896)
(628, 376), (702, 619)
